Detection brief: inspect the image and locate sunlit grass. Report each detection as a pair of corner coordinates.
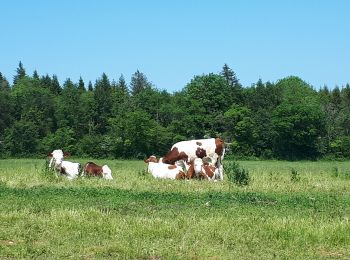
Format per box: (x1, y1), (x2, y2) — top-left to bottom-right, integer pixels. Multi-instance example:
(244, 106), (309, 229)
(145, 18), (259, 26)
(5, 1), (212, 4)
(0, 159), (349, 259)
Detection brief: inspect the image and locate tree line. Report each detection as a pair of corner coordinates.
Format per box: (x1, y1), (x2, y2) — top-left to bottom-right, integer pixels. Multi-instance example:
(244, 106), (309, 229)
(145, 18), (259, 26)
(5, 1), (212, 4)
(0, 62), (349, 160)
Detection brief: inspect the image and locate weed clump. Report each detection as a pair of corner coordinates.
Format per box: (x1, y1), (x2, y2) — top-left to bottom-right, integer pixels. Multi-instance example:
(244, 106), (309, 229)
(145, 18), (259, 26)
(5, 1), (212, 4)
(225, 161), (250, 186)
(290, 168), (300, 182)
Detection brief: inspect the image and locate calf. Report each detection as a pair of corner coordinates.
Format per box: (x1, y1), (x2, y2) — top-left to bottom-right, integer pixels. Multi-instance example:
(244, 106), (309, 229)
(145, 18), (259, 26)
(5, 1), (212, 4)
(48, 149), (81, 180)
(162, 138), (225, 180)
(82, 162), (113, 180)
(144, 156), (186, 180)
(187, 158), (219, 180)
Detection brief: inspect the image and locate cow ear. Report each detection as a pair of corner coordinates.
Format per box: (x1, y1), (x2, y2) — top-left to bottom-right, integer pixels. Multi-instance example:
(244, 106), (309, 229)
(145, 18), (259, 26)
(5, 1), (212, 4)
(63, 152), (70, 157)
(144, 159), (149, 163)
(48, 153), (53, 157)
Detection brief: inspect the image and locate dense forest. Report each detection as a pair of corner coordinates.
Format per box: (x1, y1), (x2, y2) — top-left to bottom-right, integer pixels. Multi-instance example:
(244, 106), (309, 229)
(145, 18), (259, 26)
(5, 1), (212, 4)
(0, 62), (349, 160)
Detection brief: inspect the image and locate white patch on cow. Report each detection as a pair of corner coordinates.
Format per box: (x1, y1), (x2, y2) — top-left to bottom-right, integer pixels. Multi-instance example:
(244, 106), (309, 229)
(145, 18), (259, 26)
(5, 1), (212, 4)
(102, 165), (113, 180)
(146, 162), (183, 180)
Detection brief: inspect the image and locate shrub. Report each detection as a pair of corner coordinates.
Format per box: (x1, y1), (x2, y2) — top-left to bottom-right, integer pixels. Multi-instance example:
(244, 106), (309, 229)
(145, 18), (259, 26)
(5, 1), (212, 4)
(225, 161), (250, 186)
(291, 168), (300, 182)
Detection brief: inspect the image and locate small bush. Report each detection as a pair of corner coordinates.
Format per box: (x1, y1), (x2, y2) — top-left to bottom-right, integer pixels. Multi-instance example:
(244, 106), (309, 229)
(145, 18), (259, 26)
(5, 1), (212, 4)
(225, 161), (250, 186)
(137, 168), (148, 179)
(291, 168), (300, 182)
(331, 167), (339, 178)
(40, 160), (58, 181)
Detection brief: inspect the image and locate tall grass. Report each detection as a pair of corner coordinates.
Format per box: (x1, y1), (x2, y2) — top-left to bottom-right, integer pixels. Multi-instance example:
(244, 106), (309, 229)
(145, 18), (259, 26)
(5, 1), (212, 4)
(0, 159), (349, 259)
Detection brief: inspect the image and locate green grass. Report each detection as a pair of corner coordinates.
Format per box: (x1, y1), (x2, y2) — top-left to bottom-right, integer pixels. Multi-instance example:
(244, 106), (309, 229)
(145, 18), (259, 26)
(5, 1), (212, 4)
(0, 159), (349, 259)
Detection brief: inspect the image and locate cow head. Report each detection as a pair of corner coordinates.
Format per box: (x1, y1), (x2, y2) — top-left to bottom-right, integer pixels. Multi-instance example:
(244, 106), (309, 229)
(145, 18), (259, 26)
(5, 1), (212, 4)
(144, 155), (158, 163)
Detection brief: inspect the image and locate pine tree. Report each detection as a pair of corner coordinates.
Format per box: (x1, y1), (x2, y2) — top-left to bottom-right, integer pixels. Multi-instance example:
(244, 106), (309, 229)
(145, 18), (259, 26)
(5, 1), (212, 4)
(78, 76), (85, 92)
(13, 61), (26, 85)
(88, 81), (93, 91)
(51, 75), (61, 94)
(33, 70), (39, 80)
(40, 74), (52, 89)
(118, 74), (128, 95)
(130, 70), (151, 95)
(221, 63), (239, 87)
(0, 73), (10, 92)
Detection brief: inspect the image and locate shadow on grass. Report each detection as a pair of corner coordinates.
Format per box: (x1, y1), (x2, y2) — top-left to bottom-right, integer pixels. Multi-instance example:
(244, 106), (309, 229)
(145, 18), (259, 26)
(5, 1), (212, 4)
(0, 183), (349, 217)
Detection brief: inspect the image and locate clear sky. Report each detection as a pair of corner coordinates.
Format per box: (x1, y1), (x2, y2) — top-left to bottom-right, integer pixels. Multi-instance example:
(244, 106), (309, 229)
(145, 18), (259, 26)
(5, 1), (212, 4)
(1, 0), (349, 92)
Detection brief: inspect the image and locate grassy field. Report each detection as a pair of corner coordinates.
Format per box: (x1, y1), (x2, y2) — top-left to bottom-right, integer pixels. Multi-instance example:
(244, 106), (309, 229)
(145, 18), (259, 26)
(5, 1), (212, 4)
(0, 159), (349, 259)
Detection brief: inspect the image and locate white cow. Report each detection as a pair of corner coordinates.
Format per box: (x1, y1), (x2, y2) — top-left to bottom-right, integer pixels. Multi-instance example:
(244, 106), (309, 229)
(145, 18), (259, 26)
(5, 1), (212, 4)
(48, 149), (81, 180)
(144, 156), (186, 180)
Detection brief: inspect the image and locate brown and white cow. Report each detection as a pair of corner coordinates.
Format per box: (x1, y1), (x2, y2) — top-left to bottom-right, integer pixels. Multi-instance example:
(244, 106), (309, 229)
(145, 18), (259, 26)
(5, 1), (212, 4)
(48, 149), (81, 180)
(82, 162), (113, 180)
(161, 138), (225, 180)
(144, 156), (186, 180)
(187, 158), (219, 180)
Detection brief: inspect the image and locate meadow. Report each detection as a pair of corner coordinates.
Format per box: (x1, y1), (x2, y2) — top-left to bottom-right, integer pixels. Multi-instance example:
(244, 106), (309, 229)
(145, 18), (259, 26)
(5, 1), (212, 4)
(0, 159), (349, 259)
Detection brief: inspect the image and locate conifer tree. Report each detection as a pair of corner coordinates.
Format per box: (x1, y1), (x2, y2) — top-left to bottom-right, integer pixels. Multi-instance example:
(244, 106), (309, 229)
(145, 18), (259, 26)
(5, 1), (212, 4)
(13, 61), (26, 85)
(78, 76), (85, 92)
(51, 75), (61, 94)
(130, 70), (151, 95)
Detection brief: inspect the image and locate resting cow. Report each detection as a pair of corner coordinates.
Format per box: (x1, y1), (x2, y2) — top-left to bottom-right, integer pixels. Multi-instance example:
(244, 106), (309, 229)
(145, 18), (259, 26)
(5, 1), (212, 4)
(82, 162), (113, 180)
(161, 138), (225, 180)
(48, 149), (81, 180)
(144, 155), (186, 180)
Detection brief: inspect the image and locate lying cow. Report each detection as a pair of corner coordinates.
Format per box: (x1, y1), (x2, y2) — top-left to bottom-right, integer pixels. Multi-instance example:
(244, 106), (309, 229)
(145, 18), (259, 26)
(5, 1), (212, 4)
(82, 162), (113, 180)
(144, 155), (186, 180)
(48, 149), (81, 180)
(187, 158), (219, 180)
(161, 138), (225, 180)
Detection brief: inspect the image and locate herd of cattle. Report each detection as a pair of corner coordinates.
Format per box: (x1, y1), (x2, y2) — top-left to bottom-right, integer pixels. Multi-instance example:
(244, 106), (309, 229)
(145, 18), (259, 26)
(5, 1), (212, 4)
(48, 138), (225, 181)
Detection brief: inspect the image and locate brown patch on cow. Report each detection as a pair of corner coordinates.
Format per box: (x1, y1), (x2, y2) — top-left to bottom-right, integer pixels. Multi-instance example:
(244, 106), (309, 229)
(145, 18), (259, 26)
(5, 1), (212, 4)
(84, 162), (103, 177)
(195, 147), (207, 158)
(168, 165), (177, 170)
(196, 141), (202, 146)
(176, 171), (186, 180)
(162, 147), (188, 165)
(215, 138), (224, 156)
(203, 165), (215, 178)
(59, 166), (67, 175)
(186, 163), (194, 179)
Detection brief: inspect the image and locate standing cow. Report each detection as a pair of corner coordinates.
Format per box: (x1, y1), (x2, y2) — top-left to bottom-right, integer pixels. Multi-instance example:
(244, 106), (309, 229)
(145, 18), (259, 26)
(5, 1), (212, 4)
(161, 138), (225, 180)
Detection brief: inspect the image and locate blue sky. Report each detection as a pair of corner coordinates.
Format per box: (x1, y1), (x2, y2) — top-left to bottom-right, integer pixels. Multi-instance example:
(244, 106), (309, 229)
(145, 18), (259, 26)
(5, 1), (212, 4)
(1, 0), (349, 92)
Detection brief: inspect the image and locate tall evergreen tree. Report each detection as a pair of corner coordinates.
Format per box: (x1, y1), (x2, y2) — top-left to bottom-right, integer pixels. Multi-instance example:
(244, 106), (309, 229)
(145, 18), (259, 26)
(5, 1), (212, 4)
(88, 81), (93, 91)
(0, 73), (10, 92)
(40, 74), (52, 89)
(78, 76), (85, 92)
(130, 70), (152, 96)
(221, 63), (239, 87)
(13, 61), (26, 85)
(118, 74), (128, 95)
(33, 70), (39, 80)
(94, 73), (112, 134)
(51, 75), (61, 94)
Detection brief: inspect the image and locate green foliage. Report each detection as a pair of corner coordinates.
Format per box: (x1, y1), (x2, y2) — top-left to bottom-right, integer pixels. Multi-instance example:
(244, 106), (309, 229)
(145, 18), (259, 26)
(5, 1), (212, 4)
(272, 77), (326, 160)
(225, 161), (251, 186)
(4, 120), (39, 156)
(290, 168), (301, 182)
(1, 63), (350, 159)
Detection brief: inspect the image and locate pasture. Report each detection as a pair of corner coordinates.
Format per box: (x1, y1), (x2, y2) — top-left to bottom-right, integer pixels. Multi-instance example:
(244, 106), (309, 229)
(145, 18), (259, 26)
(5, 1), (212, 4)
(0, 159), (349, 259)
